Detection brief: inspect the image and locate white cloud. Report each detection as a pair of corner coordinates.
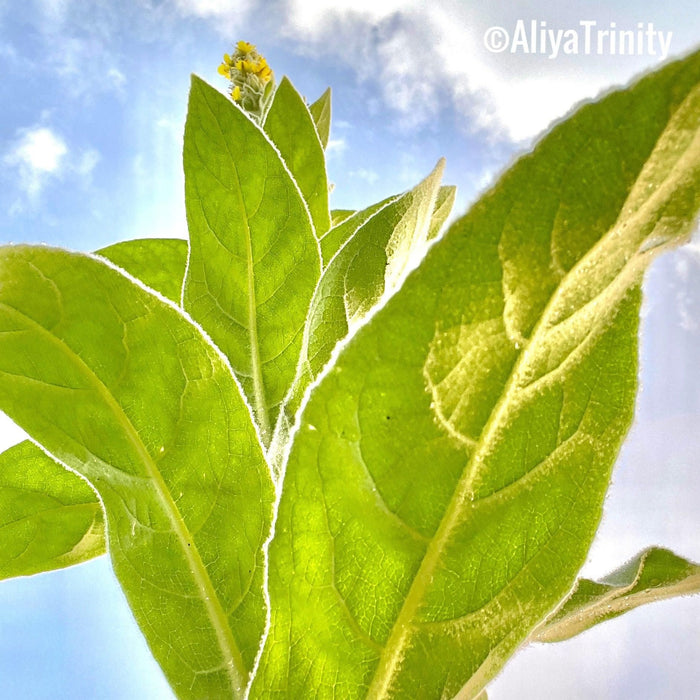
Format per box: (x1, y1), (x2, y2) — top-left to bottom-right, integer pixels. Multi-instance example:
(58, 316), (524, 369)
(3, 125), (99, 210)
(4, 126), (68, 199)
(272, 0), (698, 143)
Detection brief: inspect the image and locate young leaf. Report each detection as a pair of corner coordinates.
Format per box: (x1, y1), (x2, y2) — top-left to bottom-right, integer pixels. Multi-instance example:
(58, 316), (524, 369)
(272, 161), (445, 466)
(0, 246), (274, 698)
(97, 238), (188, 304)
(252, 51), (700, 698)
(320, 195), (399, 267)
(428, 185), (457, 241)
(183, 75), (321, 442)
(309, 87), (332, 149)
(533, 547), (700, 643)
(0, 440), (104, 580)
(264, 76), (331, 237)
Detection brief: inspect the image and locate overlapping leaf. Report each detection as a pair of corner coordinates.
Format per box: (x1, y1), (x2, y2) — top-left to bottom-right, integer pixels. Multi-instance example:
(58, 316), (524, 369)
(0, 247), (274, 698)
(534, 547), (700, 643)
(264, 77), (331, 237)
(252, 51), (700, 699)
(98, 238), (188, 303)
(0, 237), (190, 582)
(320, 196), (399, 267)
(0, 440), (104, 580)
(309, 87), (332, 150)
(183, 76), (320, 443)
(271, 161), (446, 470)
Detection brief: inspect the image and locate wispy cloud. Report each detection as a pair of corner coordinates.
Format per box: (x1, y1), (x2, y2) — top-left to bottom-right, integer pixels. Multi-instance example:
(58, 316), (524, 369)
(3, 125), (99, 211)
(326, 137), (347, 158)
(171, 0), (255, 33)
(349, 167), (379, 184)
(267, 1), (696, 142)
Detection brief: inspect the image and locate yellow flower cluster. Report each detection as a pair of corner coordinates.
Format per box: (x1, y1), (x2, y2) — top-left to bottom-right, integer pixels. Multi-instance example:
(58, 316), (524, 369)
(218, 40), (273, 110)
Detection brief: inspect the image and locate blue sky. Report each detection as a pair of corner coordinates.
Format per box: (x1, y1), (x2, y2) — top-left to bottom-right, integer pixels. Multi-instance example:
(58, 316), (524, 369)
(0, 0), (698, 697)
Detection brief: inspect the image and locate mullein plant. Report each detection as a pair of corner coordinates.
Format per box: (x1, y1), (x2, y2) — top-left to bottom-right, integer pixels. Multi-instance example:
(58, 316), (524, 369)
(0, 40), (699, 699)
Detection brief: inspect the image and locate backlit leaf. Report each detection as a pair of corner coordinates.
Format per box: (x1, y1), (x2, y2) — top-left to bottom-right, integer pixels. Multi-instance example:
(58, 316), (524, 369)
(97, 238), (188, 304)
(0, 440), (104, 580)
(533, 547), (700, 643)
(309, 87), (332, 149)
(252, 50), (700, 699)
(264, 76), (331, 237)
(183, 75), (321, 443)
(0, 247), (274, 698)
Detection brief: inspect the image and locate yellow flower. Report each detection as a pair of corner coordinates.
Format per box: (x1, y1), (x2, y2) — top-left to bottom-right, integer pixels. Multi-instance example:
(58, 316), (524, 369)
(234, 59), (256, 73)
(237, 40), (255, 53)
(218, 40), (275, 119)
(252, 57), (272, 83)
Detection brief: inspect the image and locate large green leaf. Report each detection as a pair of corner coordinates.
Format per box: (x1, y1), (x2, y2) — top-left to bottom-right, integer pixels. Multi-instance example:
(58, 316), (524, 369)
(264, 76), (331, 237)
(98, 238), (188, 304)
(0, 237), (189, 583)
(0, 440), (104, 580)
(309, 87), (332, 150)
(183, 75), (320, 442)
(0, 246), (274, 698)
(252, 51), (700, 698)
(533, 547), (700, 643)
(271, 161), (445, 469)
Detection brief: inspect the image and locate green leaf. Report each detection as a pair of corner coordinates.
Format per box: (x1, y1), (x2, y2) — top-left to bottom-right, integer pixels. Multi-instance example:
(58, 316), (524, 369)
(320, 195), (399, 267)
(428, 185), (457, 241)
(272, 160), (445, 466)
(533, 547), (700, 643)
(0, 246), (274, 698)
(309, 87), (331, 149)
(252, 51), (700, 698)
(0, 440), (104, 580)
(331, 209), (356, 226)
(0, 237), (189, 583)
(264, 76), (331, 237)
(183, 75), (321, 442)
(97, 238), (188, 304)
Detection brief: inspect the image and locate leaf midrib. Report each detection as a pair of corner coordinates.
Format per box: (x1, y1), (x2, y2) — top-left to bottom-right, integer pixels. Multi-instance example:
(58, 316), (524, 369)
(197, 84), (271, 443)
(0, 299), (248, 696)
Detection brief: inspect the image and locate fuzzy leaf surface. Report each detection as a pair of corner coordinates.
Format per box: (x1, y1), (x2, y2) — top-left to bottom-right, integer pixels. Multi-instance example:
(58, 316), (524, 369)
(264, 76), (331, 237)
(98, 238), (188, 303)
(428, 186), (457, 241)
(534, 547), (700, 643)
(0, 238), (189, 582)
(272, 162), (444, 466)
(0, 246), (274, 698)
(320, 196), (398, 267)
(309, 87), (331, 149)
(0, 440), (104, 580)
(252, 51), (700, 699)
(183, 76), (320, 442)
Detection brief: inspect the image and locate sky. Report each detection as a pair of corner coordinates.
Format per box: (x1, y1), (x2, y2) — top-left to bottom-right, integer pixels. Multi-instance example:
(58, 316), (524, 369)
(0, 0), (698, 697)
